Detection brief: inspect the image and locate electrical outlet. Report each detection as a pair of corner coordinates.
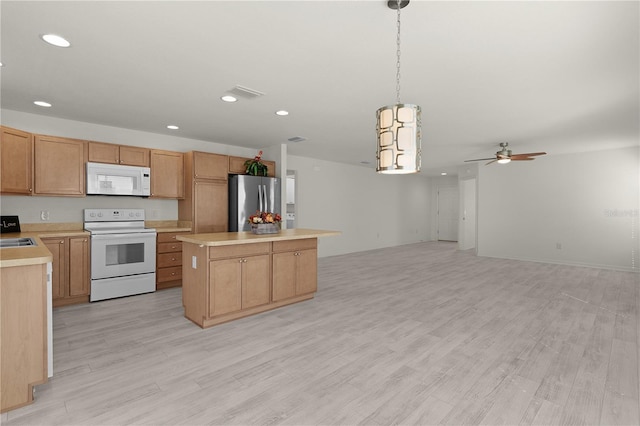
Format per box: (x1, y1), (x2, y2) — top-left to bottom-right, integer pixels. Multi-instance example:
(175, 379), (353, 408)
(40, 210), (50, 221)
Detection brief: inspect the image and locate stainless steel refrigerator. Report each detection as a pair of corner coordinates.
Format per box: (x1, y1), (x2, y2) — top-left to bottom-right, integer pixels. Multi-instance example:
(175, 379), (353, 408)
(229, 175), (281, 232)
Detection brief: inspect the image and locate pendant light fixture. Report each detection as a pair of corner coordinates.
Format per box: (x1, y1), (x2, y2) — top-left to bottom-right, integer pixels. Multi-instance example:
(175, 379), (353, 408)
(376, 0), (421, 174)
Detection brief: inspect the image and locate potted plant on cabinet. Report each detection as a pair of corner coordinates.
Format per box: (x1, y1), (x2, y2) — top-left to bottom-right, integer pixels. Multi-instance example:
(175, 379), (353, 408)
(244, 150), (269, 176)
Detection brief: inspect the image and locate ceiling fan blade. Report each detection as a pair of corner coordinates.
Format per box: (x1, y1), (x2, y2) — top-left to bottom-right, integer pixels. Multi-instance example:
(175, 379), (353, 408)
(464, 157), (495, 162)
(511, 152), (546, 158)
(485, 159), (498, 165)
(511, 157), (535, 161)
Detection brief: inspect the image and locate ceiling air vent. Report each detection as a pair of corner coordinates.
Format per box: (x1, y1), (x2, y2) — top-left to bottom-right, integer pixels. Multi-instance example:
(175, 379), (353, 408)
(287, 136), (307, 143)
(227, 85), (265, 100)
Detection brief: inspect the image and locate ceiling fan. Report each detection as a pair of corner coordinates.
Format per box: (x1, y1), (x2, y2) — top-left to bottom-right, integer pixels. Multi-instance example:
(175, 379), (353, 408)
(464, 143), (546, 165)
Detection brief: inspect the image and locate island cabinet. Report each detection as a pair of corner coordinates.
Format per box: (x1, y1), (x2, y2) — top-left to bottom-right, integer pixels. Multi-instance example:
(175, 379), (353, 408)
(272, 239), (317, 301)
(179, 229), (339, 329)
(1, 263), (48, 413)
(208, 243), (271, 316)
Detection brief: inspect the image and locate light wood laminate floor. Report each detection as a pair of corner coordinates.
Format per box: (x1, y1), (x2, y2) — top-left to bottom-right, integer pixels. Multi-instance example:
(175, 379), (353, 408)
(3, 242), (639, 425)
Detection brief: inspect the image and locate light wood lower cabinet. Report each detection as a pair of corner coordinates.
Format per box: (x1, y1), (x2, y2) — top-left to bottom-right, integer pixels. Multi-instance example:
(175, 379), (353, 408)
(182, 239), (317, 328)
(156, 232), (189, 290)
(41, 236), (90, 307)
(150, 149), (184, 199)
(272, 239), (317, 301)
(0, 263), (47, 413)
(209, 253), (270, 316)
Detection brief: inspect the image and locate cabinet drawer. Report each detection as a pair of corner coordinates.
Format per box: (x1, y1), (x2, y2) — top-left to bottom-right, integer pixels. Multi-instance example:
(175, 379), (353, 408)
(157, 266), (182, 282)
(158, 241), (182, 253)
(272, 238), (317, 253)
(158, 252), (182, 267)
(209, 242), (271, 260)
(158, 232), (189, 243)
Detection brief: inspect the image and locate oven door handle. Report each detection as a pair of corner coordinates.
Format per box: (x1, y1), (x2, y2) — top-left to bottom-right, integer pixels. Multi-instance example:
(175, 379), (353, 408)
(90, 233), (156, 241)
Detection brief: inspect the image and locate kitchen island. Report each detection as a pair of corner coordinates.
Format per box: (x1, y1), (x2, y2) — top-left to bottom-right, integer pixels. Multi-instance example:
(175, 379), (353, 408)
(0, 236), (52, 413)
(178, 228), (339, 328)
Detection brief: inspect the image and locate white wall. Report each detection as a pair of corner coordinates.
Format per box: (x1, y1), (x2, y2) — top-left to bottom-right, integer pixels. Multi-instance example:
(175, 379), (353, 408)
(477, 146), (640, 271)
(287, 155), (432, 257)
(430, 175), (459, 241)
(0, 109), (264, 224)
(1, 110), (433, 258)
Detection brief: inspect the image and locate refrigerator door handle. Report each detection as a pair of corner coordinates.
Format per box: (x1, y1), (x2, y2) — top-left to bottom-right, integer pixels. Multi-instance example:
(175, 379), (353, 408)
(263, 185), (268, 212)
(258, 185), (263, 212)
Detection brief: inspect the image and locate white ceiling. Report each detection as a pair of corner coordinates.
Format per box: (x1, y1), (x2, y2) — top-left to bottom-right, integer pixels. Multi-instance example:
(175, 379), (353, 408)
(1, 1), (638, 176)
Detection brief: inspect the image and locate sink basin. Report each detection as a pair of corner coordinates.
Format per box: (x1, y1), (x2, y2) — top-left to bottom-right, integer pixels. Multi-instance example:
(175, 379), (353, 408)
(0, 237), (37, 248)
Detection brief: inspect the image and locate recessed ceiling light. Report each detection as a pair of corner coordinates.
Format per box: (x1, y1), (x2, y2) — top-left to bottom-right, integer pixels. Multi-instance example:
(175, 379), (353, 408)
(221, 95), (237, 103)
(275, 110), (289, 116)
(40, 34), (71, 48)
(441, 172), (447, 176)
(167, 125), (179, 130)
(34, 101), (52, 108)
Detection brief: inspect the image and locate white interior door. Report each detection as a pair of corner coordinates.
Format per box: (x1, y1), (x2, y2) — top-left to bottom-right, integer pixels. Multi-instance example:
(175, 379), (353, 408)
(460, 178), (477, 250)
(437, 186), (459, 241)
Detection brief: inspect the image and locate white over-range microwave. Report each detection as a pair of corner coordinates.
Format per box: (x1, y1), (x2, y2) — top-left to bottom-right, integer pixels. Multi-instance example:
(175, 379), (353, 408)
(86, 162), (151, 197)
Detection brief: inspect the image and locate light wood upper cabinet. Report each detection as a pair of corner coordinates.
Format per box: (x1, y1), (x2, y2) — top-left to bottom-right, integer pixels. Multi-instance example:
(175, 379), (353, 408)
(228, 155), (276, 177)
(89, 142), (150, 167)
(150, 149), (184, 199)
(34, 135), (87, 196)
(193, 151), (228, 180)
(119, 146), (150, 167)
(179, 151), (229, 232)
(0, 126), (33, 195)
(193, 180), (228, 233)
(88, 141), (119, 164)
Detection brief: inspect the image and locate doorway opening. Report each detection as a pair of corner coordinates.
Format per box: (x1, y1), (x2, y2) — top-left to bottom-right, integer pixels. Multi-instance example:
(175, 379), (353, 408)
(437, 186), (459, 242)
(286, 170), (296, 229)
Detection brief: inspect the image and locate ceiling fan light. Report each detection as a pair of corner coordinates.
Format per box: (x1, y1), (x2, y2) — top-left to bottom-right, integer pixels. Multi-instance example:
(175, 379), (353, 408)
(497, 158), (511, 164)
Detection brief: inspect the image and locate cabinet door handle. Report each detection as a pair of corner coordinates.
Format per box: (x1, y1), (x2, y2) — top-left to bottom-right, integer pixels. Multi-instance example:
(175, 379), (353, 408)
(171, 257), (176, 261)
(60, 240), (64, 244)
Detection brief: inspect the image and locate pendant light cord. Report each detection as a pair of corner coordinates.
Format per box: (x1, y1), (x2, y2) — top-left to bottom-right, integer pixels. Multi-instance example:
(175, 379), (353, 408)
(396, 0), (402, 105)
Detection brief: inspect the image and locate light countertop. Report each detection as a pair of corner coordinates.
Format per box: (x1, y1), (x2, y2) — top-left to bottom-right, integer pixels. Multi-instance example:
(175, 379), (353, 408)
(177, 228), (340, 247)
(0, 235), (53, 268)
